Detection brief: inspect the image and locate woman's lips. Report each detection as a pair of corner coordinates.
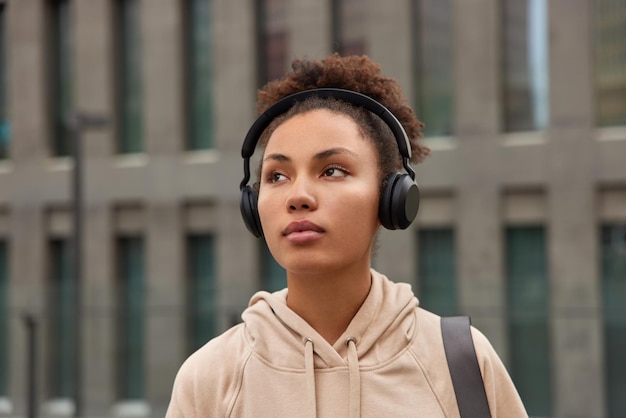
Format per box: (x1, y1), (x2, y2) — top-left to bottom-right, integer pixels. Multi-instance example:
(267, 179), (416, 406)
(282, 220), (325, 243)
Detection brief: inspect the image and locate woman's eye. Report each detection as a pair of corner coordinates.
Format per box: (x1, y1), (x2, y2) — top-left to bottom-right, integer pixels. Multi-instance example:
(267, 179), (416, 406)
(267, 172), (287, 183)
(323, 166), (348, 178)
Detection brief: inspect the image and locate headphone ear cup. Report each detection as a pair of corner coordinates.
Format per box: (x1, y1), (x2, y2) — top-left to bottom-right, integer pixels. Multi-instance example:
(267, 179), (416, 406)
(240, 186), (264, 238)
(379, 173), (420, 230)
(379, 173), (398, 230)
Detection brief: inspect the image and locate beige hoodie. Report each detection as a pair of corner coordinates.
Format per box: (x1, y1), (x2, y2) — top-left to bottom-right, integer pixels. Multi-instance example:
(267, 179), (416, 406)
(166, 270), (527, 417)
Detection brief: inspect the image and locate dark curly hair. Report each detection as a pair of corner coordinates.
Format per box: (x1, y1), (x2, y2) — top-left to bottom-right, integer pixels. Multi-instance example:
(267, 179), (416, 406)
(255, 53), (429, 186)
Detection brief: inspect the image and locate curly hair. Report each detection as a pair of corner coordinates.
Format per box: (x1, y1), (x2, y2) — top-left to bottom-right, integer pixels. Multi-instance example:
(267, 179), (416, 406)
(255, 54), (429, 181)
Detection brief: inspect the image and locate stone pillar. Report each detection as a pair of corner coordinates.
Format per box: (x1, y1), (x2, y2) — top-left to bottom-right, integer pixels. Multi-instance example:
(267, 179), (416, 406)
(75, 0), (114, 158)
(9, 205), (46, 416)
(547, 1), (604, 416)
(82, 204), (115, 414)
(217, 199), (258, 331)
(452, 0), (506, 355)
(146, 202), (183, 414)
(142, 0), (184, 156)
(7, 1), (49, 414)
(214, 0), (257, 152)
(8, 0), (48, 162)
(289, 0), (331, 62)
(367, 0), (413, 94)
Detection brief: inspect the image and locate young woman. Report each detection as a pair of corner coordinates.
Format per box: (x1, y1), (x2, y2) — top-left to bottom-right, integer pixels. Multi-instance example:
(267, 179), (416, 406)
(166, 54), (527, 417)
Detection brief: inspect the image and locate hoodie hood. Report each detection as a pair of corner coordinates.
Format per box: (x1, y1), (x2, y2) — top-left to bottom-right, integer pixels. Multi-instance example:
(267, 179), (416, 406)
(242, 269), (418, 369)
(241, 269), (418, 418)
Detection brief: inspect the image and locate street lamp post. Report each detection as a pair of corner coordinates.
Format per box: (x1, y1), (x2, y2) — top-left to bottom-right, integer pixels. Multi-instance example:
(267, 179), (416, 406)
(23, 314), (38, 418)
(69, 112), (109, 418)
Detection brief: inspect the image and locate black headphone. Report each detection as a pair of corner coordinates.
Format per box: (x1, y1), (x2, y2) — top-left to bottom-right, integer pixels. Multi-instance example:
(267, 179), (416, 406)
(239, 87), (420, 238)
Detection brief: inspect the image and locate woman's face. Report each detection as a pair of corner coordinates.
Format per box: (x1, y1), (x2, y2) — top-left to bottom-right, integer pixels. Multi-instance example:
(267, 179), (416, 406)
(258, 109), (381, 276)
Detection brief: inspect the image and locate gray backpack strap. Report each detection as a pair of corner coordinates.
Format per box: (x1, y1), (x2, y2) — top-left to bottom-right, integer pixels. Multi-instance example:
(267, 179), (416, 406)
(441, 316), (492, 418)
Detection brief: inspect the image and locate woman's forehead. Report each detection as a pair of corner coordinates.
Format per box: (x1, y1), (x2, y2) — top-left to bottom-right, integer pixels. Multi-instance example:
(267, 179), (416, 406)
(263, 109), (371, 156)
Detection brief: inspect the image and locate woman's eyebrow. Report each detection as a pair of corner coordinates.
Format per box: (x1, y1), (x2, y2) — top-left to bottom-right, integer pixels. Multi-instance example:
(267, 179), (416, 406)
(263, 148), (358, 163)
(263, 153), (290, 162)
(313, 147), (359, 160)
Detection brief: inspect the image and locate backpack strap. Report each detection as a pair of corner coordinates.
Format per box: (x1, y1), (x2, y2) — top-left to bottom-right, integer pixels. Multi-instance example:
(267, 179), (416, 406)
(441, 316), (492, 418)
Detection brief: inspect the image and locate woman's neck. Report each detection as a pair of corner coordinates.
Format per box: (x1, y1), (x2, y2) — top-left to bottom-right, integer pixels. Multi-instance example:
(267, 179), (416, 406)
(286, 264), (372, 345)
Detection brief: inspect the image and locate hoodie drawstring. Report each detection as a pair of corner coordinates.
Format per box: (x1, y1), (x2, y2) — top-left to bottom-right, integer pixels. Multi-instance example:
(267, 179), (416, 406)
(305, 338), (317, 418)
(304, 337), (361, 418)
(346, 338), (361, 418)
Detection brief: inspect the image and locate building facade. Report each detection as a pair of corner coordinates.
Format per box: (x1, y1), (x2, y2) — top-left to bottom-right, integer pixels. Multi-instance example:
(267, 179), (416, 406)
(0, 0), (625, 417)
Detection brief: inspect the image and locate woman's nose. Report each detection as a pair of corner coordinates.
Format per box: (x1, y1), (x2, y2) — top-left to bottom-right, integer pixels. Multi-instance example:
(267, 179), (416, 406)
(286, 179), (317, 212)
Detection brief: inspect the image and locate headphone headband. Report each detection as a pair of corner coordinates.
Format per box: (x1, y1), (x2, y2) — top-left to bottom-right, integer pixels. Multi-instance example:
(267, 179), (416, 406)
(240, 88), (415, 190)
(241, 88), (412, 159)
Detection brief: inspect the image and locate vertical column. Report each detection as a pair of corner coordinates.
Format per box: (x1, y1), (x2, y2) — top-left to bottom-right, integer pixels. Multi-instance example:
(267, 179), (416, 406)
(547, 1), (604, 417)
(213, 0), (256, 152)
(288, 0), (331, 62)
(74, 2), (116, 414)
(142, 0), (184, 156)
(7, 1), (48, 413)
(8, 0), (48, 161)
(146, 202), (183, 414)
(457, 176), (504, 350)
(217, 200), (258, 331)
(377, 229), (415, 285)
(367, 0), (413, 93)
(452, 0), (506, 354)
(453, 0), (501, 137)
(82, 204), (115, 414)
(9, 205), (46, 416)
(74, 0), (114, 158)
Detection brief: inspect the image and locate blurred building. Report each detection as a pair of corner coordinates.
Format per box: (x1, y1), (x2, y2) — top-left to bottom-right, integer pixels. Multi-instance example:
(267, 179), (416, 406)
(0, 0), (625, 417)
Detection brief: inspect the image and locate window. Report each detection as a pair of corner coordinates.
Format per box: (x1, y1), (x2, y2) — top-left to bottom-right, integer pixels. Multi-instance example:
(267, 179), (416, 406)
(331, 0), (367, 56)
(183, 0), (214, 150)
(417, 228), (457, 316)
(594, 0), (626, 127)
(48, 238), (74, 399)
(0, 3), (8, 160)
(0, 240), (8, 397)
(255, 0), (289, 87)
(601, 225), (626, 418)
(411, 0), (453, 137)
(116, 236), (145, 400)
(114, 0), (143, 154)
(501, 0), (549, 132)
(187, 234), (217, 352)
(260, 240), (285, 292)
(47, 0), (73, 157)
(505, 226), (551, 416)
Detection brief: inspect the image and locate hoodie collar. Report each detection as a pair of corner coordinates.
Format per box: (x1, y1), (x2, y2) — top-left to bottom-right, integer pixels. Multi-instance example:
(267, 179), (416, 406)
(242, 269), (418, 418)
(242, 269), (418, 368)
